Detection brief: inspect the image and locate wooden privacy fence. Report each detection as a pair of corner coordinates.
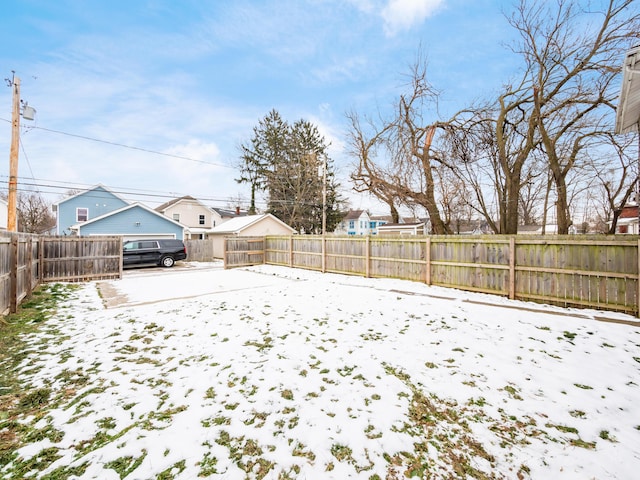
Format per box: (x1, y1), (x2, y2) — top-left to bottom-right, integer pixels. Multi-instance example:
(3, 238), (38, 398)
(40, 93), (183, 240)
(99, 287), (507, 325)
(224, 235), (640, 316)
(1, 233), (122, 316)
(184, 239), (216, 262)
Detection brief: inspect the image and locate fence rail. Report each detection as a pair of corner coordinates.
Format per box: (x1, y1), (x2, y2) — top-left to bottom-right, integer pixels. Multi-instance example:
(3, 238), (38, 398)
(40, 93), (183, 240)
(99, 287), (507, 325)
(1, 233), (122, 316)
(224, 235), (640, 316)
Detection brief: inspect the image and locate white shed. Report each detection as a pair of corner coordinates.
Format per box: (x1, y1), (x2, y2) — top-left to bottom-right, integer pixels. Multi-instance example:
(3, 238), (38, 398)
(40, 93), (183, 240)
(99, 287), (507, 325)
(209, 213), (296, 258)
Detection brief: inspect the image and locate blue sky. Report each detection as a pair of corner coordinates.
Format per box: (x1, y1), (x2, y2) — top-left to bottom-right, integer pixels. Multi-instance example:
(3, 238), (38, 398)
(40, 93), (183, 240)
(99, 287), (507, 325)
(0, 0), (519, 213)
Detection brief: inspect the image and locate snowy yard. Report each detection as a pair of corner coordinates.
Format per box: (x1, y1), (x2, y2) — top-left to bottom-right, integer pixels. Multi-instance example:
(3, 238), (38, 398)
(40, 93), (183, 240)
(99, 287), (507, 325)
(3, 262), (640, 479)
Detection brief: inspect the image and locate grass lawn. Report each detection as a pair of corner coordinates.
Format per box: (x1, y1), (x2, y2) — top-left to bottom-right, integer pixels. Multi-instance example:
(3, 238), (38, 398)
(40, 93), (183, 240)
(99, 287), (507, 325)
(1, 265), (639, 479)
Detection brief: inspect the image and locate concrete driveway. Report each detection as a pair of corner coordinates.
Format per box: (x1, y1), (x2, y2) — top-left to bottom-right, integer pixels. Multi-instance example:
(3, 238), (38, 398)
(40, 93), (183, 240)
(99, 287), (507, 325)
(97, 261), (289, 309)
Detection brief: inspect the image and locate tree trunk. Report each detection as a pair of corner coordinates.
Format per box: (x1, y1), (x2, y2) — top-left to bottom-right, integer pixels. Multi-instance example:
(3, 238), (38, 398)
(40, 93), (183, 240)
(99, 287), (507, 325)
(553, 171), (571, 234)
(419, 131), (451, 234)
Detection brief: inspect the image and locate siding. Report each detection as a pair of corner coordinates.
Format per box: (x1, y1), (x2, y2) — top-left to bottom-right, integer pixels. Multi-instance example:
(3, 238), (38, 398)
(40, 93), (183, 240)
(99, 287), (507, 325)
(57, 187), (128, 235)
(78, 205), (184, 239)
(164, 202), (212, 228)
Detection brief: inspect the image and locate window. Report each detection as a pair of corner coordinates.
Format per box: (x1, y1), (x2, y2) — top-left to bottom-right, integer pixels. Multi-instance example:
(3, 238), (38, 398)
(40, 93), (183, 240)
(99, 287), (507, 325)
(123, 241), (138, 251)
(349, 220), (355, 229)
(173, 213), (180, 222)
(76, 208), (88, 222)
(199, 214), (205, 225)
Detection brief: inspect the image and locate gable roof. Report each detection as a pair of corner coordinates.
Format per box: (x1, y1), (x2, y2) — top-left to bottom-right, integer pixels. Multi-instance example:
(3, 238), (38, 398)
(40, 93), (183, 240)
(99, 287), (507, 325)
(343, 209), (367, 220)
(210, 214), (295, 234)
(54, 183), (130, 206)
(155, 195), (204, 212)
(71, 202), (184, 230)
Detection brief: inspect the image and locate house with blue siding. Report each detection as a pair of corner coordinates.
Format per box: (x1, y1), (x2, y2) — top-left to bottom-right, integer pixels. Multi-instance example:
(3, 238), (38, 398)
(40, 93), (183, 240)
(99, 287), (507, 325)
(71, 203), (184, 240)
(55, 185), (129, 235)
(55, 185), (184, 240)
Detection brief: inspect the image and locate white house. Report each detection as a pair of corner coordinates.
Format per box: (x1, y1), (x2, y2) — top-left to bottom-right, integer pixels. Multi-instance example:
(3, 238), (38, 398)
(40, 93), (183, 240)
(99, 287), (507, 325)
(336, 210), (373, 235)
(615, 45), (640, 135)
(155, 196), (216, 239)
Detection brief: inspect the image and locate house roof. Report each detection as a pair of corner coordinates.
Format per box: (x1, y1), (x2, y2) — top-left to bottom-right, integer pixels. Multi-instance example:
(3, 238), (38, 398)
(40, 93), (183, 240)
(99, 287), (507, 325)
(211, 207), (247, 218)
(54, 183), (130, 206)
(155, 195), (200, 212)
(70, 202), (184, 231)
(370, 215), (393, 222)
(209, 213), (295, 234)
(378, 222), (425, 228)
(615, 45), (640, 134)
(343, 210), (366, 220)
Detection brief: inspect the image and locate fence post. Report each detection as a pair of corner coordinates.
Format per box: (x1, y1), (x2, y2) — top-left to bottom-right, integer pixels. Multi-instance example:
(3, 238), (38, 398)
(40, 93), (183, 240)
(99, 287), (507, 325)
(425, 237), (431, 285)
(321, 235), (326, 273)
(289, 236), (294, 268)
(223, 237), (228, 269)
(25, 235), (33, 297)
(118, 236), (124, 278)
(637, 238), (640, 317)
(38, 236), (45, 283)
(365, 236), (370, 278)
(509, 236), (516, 300)
(9, 234), (18, 314)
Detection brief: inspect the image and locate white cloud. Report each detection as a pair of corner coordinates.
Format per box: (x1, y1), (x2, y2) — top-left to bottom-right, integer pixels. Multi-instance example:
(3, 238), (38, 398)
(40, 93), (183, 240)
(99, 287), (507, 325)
(381, 0), (444, 36)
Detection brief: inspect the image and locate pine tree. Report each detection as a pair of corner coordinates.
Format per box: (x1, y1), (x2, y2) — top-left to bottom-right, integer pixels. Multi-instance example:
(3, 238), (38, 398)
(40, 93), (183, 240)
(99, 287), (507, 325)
(237, 110), (343, 232)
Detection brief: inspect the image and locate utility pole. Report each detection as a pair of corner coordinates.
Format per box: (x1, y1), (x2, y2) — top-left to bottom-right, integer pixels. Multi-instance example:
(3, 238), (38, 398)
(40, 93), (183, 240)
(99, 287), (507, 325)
(5, 72), (35, 232)
(8, 73), (20, 232)
(321, 155), (327, 235)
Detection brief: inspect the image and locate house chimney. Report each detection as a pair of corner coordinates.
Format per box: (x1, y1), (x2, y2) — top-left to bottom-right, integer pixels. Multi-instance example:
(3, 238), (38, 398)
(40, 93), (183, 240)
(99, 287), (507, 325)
(236, 206), (240, 215)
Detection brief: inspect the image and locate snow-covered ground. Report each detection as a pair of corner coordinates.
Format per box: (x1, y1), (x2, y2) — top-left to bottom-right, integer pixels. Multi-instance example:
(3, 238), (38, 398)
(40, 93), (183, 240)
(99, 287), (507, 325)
(4, 262), (640, 479)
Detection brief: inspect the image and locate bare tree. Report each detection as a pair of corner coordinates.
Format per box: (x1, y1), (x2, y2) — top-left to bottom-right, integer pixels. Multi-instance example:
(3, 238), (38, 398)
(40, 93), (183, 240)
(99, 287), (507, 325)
(441, 98), (544, 234)
(16, 191), (56, 233)
(510, 0), (640, 233)
(347, 59), (451, 234)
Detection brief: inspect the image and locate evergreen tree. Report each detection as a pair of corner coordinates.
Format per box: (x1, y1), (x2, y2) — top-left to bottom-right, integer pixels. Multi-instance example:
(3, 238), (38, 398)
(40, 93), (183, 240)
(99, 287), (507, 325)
(237, 110), (343, 232)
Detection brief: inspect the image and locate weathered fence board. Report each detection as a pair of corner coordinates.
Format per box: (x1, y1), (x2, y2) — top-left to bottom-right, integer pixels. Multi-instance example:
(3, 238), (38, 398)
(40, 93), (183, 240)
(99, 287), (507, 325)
(184, 239), (215, 262)
(223, 237), (265, 268)
(223, 234), (639, 316)
(41, 236), (122, 282)
(1, 233), (123, 315)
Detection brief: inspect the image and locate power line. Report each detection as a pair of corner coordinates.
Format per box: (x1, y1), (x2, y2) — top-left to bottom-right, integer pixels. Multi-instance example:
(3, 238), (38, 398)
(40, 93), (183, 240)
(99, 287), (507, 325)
(0, 176), (339, 210)
(0, 176), (243, 204)
(0, 117), (234, 169)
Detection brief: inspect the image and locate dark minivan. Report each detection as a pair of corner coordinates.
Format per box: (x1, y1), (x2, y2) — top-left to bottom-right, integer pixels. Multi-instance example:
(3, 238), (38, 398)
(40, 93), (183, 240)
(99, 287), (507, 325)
(122, 239), (187, 268)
